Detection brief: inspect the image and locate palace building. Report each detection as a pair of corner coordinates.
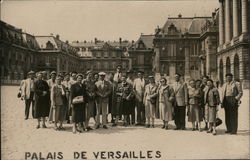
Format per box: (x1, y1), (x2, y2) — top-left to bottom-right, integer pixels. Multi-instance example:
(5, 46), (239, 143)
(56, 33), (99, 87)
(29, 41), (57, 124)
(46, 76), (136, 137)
(217, 0), (250, 88)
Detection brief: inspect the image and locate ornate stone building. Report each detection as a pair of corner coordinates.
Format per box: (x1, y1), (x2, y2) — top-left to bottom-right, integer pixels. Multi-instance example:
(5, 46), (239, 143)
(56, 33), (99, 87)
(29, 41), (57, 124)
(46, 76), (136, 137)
(217, 0), (250, 88)
(0, 21), (39, 81)
(35, 35), (81, 76)
(128, 34), (154, 76)
(70, 39), (132, 74)
(200, 10), (219, 81)
(153, 15), (211, 83)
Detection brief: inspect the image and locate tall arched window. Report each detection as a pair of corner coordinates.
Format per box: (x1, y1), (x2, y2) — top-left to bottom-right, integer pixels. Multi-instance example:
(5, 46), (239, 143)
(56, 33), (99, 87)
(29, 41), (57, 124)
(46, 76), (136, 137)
(226, 57), (231, 74)
(219, 59), (224, 84)
(234, 54), (240, 82)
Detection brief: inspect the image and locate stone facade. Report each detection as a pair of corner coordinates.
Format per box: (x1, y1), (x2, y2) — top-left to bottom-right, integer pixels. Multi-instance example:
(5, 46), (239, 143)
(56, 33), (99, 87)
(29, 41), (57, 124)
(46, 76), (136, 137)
(128, 34), (154, 76)
(70, 39), (131, 74)
(153, 15), (211, 83)
(217, 0), (250, 89)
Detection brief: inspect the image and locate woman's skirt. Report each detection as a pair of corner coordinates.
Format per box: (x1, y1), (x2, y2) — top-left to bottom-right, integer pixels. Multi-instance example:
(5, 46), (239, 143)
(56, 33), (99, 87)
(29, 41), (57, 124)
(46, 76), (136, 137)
(49, 105), (66, 122)
(121, 99), (131, 115)
(72, 103), (85, 123)
(188, 104), (202, 122)
(145, 100), (156, 118)
(159, 102), (172, 121)
(207, 105), (217, 123)
(86, 100), (96, 118)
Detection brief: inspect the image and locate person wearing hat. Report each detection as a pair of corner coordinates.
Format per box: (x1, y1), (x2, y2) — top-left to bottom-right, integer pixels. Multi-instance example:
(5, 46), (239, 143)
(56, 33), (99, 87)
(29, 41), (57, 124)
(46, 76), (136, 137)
(49, 76), (67, 130)
(70, 74), (88, 133)
(95, 72), (112, 129)
(133, 70), (146, 126)
(113, 65), (123, 83)
(172, 73), (188, 130)
(21, 71), (36, 120)
(221, 73), (243, 134)
(82, 70), (97, 131)
(143, 76), (158, 128)
(41, 71), (48, 80)
(33, 72), (50, 129)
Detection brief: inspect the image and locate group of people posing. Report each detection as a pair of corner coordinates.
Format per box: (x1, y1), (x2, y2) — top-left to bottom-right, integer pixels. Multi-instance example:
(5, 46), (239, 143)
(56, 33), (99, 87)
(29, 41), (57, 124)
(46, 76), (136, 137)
(20, 65), (243, 135)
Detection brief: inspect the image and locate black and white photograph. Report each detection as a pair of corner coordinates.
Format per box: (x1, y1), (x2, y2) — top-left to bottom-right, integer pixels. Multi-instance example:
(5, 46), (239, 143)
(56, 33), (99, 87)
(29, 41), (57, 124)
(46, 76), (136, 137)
(0, 0), (249, 159)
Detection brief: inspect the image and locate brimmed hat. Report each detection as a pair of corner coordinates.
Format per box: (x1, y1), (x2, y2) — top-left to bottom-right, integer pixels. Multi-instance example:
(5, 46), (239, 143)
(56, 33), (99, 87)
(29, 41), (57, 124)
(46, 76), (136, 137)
(99, 72), (106, 76)
(148, 75), (154, 79)
(50, 71), (56, 75)
(27, 70), (35, 75)
(225, 73), (233, 77)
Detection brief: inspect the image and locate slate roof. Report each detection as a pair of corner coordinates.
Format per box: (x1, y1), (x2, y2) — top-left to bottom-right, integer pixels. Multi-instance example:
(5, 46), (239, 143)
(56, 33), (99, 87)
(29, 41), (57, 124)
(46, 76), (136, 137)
(35, 36), (58, 49)
(130, 34), (154, 50)
(160, 16), (211, 35)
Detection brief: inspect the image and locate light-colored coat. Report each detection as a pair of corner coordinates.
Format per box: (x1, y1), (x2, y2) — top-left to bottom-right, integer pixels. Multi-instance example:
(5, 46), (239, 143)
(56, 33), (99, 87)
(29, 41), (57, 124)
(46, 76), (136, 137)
(220, 81), (243, 104)
(133, 78), (145, 102)
(21, 78), (35, 100)
(95, 80), (112, 103)
(172, 82), (188, 106)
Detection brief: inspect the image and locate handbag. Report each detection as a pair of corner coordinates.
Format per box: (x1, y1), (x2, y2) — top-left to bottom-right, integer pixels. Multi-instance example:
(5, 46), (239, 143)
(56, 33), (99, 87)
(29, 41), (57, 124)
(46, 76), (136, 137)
(72, 96), (84, 104)
(17, 91), (22, 98)
(216, 117), (222, 127)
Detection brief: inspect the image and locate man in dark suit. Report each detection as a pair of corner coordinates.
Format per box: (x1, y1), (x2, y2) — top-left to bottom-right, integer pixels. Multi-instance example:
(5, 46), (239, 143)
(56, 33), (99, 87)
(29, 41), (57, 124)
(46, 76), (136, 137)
(172, 73), (188, 130)
(221, 73), (243, 134)
(95, 72), (112, 129)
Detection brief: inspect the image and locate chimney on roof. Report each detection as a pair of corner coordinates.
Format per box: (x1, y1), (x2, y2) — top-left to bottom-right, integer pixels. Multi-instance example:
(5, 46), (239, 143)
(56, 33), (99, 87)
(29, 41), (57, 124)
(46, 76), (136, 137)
(94, 38), (97, 44)
(178, 13), (182, 18)
(84, 40), (86, 43)
(76, 40), (79, 43)
(119, 37), (122, 44)
(65, 40), (69, 44)
(212, 12), (216, 19)
(56, 34), (60, 40)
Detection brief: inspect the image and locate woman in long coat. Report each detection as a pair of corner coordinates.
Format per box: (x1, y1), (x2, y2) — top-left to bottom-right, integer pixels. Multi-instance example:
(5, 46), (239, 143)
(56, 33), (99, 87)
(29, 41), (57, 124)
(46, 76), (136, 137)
(70, 74), (87, 134)
(49, 76), (67, 130)
(157, 77), (174, 129)
(33, 72), (50, 129)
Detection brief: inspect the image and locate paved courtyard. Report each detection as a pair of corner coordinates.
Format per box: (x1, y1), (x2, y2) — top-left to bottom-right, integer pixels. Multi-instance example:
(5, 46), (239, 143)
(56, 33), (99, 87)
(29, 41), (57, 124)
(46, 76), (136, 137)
(1, 86), (249, 160)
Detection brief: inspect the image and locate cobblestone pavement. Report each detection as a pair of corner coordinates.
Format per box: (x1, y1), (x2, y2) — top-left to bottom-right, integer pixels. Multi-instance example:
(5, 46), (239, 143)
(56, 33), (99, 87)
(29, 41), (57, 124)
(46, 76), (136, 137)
(1, 86), (249, 160)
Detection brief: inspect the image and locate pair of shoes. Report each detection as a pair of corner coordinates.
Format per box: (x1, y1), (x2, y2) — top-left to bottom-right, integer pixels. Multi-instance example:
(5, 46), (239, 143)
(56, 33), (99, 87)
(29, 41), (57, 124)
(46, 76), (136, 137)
(181, 127), (186, 130)
(25, 117), (28, 120)
(42, 124), (47, 128)
(145, 124), (150, 128)
(174, 127), (180, 130)
(231, 132), (237, 135)
(165, 126), (168, 130)
(54, 127), (59, 131)
(59, 127), (65, 131)
(151, 125), (154, 128)
(199, 128), (202, 132)
(225, 130), (231, 133)
(135, 123), (141, 126)
(161, 125), (165, 129)
(103, 125), (108, 129)
(192, 128), (195, 131)
(86, 127), (93, 131)
(112, 123), (117, 127)
(36, 125), (40, 129)
(204, 126), (208, 130)
(95, 125), (100, 129)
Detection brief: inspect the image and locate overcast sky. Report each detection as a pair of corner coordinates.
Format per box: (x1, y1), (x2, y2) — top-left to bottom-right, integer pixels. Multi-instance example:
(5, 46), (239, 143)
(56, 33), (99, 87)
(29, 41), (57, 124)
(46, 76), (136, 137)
(1, 0), (219, 42)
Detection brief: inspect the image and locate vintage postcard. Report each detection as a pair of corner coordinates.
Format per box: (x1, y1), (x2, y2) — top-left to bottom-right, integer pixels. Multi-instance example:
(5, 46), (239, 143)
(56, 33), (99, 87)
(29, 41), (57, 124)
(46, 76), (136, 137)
(1, 0), (249, 159)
